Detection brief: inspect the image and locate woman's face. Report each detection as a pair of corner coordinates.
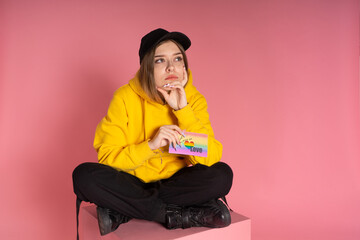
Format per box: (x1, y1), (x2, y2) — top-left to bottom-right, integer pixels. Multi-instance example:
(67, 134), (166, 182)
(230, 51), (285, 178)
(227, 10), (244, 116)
(153, 41), (187, 88)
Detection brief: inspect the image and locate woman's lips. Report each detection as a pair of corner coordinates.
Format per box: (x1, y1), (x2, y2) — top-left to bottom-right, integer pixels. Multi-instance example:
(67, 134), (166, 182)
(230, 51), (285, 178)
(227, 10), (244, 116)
(165, 75), (178, 80)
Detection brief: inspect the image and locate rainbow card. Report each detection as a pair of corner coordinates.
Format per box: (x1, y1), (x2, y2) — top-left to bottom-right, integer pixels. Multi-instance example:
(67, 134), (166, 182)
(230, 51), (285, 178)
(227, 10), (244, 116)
(168, 131), (208, 157)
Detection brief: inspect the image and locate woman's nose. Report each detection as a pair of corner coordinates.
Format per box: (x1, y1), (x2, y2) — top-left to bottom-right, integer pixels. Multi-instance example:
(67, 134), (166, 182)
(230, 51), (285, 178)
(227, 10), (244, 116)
(166, 62), (174, 72)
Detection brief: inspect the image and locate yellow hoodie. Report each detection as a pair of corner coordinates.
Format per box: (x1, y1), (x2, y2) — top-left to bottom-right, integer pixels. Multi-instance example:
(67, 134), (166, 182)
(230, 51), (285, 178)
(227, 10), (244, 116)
(93, 70), (223, 183)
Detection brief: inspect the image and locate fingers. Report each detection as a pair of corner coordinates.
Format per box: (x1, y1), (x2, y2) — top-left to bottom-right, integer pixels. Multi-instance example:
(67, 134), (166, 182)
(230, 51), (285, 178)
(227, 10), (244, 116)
(159, 81), (184, 93)
(157, 80), (187, 110)
(159, 125), (183, 146)
(157, 87), (170, 100)
(150, 125), (185, 150)
(157, 82), (183, 102)
(161, 81), (183, 88)
(163, 132), (179, 150)
(168, 125), (185, 138)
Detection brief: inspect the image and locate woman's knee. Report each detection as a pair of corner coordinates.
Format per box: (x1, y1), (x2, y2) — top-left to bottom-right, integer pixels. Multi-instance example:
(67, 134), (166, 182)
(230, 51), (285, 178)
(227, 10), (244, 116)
(211, 162), (233, 196)
(213, 162), (233, 180)
(73, 162), (95, 187)
(73, 162), (110, 188)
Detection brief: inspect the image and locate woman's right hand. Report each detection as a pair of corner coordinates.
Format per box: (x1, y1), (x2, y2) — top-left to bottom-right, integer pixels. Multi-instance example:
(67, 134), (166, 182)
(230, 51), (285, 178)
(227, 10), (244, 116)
(148, 125), (184, 150)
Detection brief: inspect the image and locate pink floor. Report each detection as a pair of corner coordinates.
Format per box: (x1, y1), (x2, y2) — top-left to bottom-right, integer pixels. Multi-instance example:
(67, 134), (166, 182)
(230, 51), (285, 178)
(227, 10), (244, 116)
(79, 204), (251, 240)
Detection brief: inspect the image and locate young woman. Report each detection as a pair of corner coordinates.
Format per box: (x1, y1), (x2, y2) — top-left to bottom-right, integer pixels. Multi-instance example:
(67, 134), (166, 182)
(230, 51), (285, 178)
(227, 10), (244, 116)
(73, 28), (233, 237)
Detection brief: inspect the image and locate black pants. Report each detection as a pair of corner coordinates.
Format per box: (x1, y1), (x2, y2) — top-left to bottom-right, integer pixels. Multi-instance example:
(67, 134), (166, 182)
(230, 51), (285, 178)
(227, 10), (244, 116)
(72, 162), (233, 222)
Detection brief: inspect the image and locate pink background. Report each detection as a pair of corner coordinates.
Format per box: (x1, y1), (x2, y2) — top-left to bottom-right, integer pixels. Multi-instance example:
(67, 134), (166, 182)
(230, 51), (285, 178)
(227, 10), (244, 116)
(1, 0), (359, 240)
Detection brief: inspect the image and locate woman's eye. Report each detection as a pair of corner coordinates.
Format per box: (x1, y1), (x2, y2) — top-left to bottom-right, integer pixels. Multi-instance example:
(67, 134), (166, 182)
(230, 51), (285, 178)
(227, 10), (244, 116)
(155, 58), (164, 64)
(175, 56), (183, 62)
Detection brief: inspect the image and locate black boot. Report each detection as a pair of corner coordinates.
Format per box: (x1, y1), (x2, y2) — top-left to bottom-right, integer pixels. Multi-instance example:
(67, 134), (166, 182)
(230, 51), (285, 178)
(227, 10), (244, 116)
(96, 206), (131, 235)
(165, 199), (231, 229)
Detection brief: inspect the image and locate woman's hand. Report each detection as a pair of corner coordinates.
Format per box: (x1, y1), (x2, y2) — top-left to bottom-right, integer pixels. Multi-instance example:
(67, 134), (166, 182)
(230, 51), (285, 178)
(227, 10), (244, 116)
(157, 67), (188, 111)
(148, 125), (185, 150)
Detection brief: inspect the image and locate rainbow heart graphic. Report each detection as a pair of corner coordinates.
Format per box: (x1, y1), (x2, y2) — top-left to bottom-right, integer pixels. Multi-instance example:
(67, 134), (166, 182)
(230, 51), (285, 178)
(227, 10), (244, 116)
(184, 141), (194, 149)
(168, 131), (208, 157)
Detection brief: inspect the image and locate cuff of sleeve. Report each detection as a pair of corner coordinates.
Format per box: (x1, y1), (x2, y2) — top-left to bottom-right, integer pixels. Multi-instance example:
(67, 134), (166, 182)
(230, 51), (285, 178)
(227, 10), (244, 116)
(133, 140), (157, 161)
(172, 104), (198, 129)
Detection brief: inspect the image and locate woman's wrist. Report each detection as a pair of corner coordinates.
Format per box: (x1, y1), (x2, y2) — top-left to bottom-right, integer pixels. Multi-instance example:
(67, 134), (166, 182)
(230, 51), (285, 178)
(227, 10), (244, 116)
(148, 140), (155, 150)
(175, 102), (187, 111)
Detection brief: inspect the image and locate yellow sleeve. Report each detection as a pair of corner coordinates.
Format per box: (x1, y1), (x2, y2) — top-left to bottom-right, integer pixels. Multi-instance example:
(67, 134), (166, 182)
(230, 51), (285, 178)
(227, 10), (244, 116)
(172, 94), (223, 166)
(93, 93), (156, 171)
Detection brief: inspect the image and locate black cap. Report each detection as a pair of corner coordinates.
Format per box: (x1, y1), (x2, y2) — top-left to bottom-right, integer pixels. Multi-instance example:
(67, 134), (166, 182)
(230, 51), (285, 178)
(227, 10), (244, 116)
(139, 28), (191, 64)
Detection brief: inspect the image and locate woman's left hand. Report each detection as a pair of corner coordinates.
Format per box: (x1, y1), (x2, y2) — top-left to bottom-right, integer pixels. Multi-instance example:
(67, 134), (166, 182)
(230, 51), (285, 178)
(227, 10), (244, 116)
(157, 67), (188, 110)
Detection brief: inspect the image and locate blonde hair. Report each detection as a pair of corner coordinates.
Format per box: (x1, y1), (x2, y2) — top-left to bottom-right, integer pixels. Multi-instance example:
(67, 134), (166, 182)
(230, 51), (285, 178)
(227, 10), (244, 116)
(139, 40), (189, 104)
